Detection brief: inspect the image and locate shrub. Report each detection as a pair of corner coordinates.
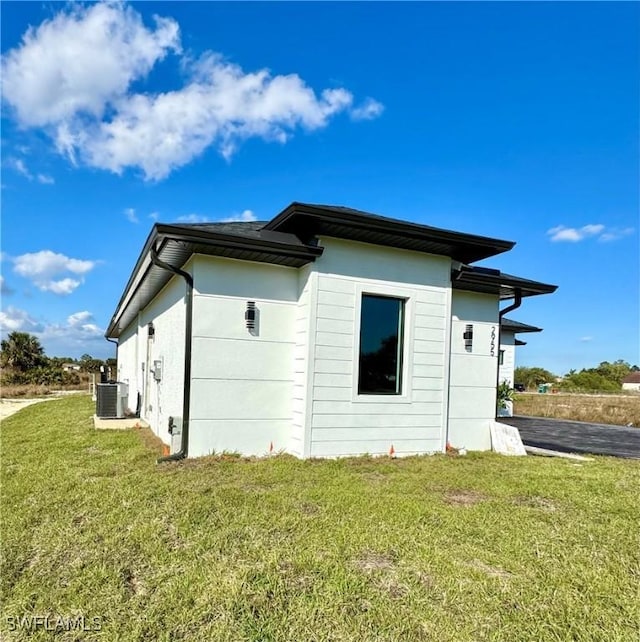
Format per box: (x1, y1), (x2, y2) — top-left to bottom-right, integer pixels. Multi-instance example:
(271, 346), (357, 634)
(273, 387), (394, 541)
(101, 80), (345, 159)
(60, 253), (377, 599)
(558, 371), (621, 393)
(497, 381), (514, 409)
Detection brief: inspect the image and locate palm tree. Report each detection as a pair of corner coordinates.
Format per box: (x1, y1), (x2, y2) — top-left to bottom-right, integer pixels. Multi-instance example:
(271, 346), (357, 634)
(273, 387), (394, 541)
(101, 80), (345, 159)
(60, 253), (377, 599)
(0, 332), (46, 372)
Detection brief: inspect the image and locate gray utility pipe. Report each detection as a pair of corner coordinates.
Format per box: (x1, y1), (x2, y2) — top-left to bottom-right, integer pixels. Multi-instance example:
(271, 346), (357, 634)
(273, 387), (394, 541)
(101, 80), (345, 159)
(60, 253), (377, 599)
(150, 245), (193, 463)
(496, 289), (523, 415)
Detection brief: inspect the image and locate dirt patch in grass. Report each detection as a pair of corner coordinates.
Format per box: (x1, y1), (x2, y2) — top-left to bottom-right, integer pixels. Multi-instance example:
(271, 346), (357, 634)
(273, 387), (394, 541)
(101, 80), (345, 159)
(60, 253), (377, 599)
(373, 573), (409, 599)
(0, 396), (58, 420)
(351, 550), (409, 599)
(298, 501), (321, 516)
(121, 567), (145, 597)
(361, 470), (388, 485)
(512, 495), (558, 512)
(135, 427), (165, 453)
(467, 559), (513, 579)
(351, 550), (397, 573)
(443, 489), (487, 506)
(160, 519), (186, 551)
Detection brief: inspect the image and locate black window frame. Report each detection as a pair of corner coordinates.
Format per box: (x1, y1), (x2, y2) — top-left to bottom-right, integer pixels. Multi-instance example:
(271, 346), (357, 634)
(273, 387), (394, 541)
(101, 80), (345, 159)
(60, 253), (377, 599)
(357, 294), (406, 396)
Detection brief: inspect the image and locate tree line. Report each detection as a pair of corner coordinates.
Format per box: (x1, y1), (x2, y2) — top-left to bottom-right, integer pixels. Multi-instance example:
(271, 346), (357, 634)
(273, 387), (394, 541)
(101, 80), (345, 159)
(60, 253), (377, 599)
(0, 331), (114, 386)
(514, 360), (639, 393)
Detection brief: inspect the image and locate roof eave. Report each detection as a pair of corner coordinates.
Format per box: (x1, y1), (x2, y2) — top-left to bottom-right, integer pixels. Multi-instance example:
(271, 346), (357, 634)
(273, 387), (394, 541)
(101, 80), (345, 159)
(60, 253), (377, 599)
(452, 267), (558, 300)
(265, 202), (515, 262)
(105, 226), (323, 339)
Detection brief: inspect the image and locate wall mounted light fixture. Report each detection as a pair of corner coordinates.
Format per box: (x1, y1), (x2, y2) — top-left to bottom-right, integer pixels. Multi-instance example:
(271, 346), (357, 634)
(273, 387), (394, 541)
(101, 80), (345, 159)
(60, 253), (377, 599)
(245, 301), (257, 330)
(463, 324), (473, 352)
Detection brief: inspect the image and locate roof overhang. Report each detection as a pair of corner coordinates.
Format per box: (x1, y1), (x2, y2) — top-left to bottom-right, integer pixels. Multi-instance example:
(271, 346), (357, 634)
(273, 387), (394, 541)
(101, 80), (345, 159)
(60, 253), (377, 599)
(452, 265), (557, 300)
(501, 317), (543, 334)
(106, 224), (323, 339)
(265, 202), (515, 263)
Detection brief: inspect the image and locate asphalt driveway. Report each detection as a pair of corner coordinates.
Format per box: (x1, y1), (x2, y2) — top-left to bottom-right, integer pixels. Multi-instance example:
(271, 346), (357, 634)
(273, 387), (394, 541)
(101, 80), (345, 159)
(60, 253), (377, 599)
(498, 415), (640, 459)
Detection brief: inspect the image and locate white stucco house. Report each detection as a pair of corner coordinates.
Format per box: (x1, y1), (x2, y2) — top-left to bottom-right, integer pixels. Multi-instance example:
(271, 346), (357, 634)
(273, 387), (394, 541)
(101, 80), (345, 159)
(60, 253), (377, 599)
(106, 203), (556, 460)
(498, 318), (543, 387)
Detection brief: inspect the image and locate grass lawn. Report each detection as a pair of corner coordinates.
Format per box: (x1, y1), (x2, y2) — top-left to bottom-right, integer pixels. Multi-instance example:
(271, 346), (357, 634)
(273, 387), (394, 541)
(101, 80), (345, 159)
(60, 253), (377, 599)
(2, 396), (639, 641)
(514, 393), (640, 427)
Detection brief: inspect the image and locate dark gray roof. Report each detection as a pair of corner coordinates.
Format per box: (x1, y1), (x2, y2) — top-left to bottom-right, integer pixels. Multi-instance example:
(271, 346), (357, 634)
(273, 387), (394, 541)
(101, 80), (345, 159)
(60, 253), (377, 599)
(106, 203), (556, 339)
(501, 318), (543, 334)
(265, 202), (515, 263)
(179, 221), (267, 237)
(452, 265), (557, 300)
(105, 221), (323, 338)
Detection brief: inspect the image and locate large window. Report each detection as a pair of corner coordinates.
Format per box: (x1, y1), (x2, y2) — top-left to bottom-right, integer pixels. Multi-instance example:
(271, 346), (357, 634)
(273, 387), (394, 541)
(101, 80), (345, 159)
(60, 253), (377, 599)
(358, 294), (405, 395)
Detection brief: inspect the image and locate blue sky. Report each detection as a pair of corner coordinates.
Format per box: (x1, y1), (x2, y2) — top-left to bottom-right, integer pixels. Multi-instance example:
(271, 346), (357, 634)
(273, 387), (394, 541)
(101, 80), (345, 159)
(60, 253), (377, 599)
(1, 1), (638, 374)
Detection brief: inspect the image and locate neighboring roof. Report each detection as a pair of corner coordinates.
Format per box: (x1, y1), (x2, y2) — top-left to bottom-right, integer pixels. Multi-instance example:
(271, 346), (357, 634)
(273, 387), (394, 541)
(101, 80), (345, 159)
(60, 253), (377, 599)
(452, 265), (557, 300)
(515, 339), (527, 346)
(105, 221), (323, 338)
(264, 202), (515, 264)
(622, 372), (640, 384)
(501, 318), (543, 334)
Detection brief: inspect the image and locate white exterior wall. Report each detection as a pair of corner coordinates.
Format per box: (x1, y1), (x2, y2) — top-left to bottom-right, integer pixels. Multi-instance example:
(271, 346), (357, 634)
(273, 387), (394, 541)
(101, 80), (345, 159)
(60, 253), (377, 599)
(116, 278), (187, 441)
(189, 256), (298, 457)
(304, 238), (452, 458)
(117, 320), (139, 413)
(499, 331), (516, 386)
(291, 265), (314, 457)
(139, 275), (187, 446)
(117, 273), (187, 445)
(622, 382), (640, 392)
(115, 240), (508, 459)
(448, 291), (499, 451)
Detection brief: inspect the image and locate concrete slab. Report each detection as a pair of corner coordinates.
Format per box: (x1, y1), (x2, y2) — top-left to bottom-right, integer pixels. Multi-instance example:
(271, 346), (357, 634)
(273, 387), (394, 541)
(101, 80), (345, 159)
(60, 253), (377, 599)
(93, 415), (149, 430)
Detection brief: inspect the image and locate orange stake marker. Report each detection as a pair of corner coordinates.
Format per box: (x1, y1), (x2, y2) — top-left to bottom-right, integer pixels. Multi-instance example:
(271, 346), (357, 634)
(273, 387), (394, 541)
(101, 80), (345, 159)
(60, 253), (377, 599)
(389, 444), (395, 457)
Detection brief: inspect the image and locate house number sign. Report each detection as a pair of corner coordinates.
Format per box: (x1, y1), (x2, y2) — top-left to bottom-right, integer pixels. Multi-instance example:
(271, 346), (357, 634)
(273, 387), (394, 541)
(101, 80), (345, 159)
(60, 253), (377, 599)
(490, 326), (496, 357)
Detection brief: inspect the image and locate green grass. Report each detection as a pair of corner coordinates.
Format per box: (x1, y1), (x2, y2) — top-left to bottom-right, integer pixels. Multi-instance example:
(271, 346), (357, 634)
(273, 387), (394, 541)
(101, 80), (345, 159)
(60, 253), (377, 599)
(2, 396), (639, 641)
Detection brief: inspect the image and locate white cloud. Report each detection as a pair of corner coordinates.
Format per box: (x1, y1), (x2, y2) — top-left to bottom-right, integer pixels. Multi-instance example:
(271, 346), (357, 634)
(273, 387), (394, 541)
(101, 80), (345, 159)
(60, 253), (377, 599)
(0, 306), (44, 333)
(2, 3), (180, 127)
(598, 227), (634, 242)
(177, 209), (258, 224)
(579, 336), (593, 343)
(68, 311), (93, 327)
(124, 207), (139, 223)
(1, 3), (381, 181)
(44, 278), (82, 295)
(176, 214), (209, 224)
(0, 306), (105, 356)
(7, 158), (55, 184)
(77, 60), (355, 179)
(12, 250), (97, 295)
(547, 224), (633, 243)
(37, 174), (55, 185)
(149, 211), (159, 221)
(547, 224), (604, 242)
(62, 310), (102, 336)
(11, 158), (33, 179)
(220, 209), (257, 223)
(350, 97), (385, 121)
